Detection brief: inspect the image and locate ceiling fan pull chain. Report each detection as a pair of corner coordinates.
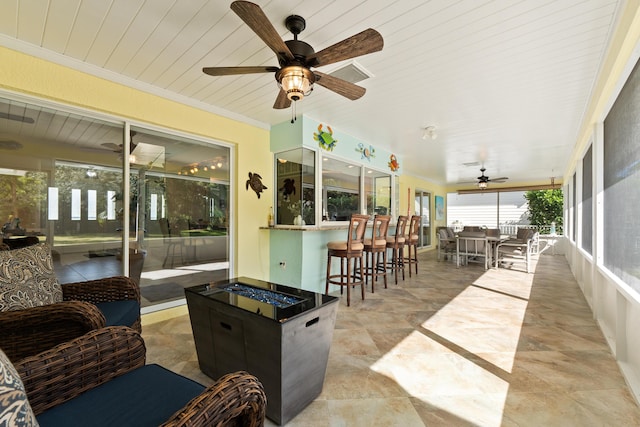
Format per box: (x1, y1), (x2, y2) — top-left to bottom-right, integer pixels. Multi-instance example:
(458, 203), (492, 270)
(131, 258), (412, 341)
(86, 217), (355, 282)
(290, 101), (297, 124)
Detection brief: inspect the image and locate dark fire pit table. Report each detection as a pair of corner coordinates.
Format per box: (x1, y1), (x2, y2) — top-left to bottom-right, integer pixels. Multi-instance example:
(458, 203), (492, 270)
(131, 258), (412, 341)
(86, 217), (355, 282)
(185, 277), (339, 425)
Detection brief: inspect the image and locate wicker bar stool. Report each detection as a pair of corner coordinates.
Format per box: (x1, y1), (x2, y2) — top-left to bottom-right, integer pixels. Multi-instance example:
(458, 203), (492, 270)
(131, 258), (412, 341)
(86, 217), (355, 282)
(363, 214), (391, 292)
(404, 215), (420, 276)
(386, 215), (408, 285)
(325, 214), (369, 306)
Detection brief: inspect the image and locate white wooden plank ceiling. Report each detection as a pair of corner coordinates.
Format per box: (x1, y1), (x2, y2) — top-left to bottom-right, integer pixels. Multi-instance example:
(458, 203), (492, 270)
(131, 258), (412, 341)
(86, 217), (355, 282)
(0, 0), (623, 187)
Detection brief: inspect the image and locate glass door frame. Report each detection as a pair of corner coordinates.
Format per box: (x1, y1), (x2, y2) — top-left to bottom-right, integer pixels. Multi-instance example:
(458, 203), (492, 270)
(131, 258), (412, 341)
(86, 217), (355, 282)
(414, 189), (432, 248)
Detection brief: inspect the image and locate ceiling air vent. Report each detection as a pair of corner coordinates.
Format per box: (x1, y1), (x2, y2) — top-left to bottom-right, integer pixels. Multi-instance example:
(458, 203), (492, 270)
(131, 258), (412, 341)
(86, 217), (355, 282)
(327, 61), (373, 84)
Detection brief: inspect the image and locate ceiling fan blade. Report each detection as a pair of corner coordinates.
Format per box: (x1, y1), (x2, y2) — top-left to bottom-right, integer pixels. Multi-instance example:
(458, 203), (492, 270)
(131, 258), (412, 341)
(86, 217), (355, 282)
(101, 142), (122, 152)
(489, 177), (509, 183)
(273, 89), (291, 109)
(314, 72), (366, 100)
(0, 112), (34, 123)
(203, 66), (279, 76)
(230, 1), (295, 62)
(309, 29), (383, 67)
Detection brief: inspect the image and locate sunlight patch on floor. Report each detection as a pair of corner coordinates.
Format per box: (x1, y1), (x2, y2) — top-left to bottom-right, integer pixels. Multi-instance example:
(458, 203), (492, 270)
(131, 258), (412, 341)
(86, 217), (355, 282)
(370, 330), (510, 427)
(141, 261), (229, 280)
(177, 261), (229, 271)
(423, 270), (534, 372)
(141, 269), (194, 280)
(371, 269), (535, 426)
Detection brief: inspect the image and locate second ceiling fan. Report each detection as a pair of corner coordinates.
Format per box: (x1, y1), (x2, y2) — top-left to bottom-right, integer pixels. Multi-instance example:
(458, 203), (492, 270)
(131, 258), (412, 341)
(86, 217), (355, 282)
(202, 1), (384, 109)
(475, 167), (508, 189)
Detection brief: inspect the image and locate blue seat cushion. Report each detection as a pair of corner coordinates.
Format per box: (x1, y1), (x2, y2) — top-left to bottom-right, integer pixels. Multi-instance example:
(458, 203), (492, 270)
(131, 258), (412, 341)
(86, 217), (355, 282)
(95, 300), (140, 327)
(37, 364), (205, 427)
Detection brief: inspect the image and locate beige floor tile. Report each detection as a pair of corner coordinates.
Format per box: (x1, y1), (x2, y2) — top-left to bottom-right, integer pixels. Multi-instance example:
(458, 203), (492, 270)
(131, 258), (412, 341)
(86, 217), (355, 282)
(142, 252), (640, 426)
(328, 397), (424, 427)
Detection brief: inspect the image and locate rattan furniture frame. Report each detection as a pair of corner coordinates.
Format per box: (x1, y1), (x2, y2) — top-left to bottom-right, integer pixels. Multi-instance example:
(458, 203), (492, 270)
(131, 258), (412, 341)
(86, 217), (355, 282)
(386, 215), (408, 285)
(0, 275), (140, 362)
(14, 326), (267, 426)
(325, 214), (369, 306)
(404, 215), (421, 276)
(363, 214), (391, 292)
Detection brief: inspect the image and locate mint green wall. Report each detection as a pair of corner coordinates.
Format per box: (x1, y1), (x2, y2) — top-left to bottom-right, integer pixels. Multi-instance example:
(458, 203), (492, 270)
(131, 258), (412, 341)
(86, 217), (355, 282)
(269, 115), (403, 294)
(302, 117), (401, 173)
(269, 229), (304, 286)
(270, 119), (303, 152)
(269, 228), (352, 293)
(272, 116), (401, 173)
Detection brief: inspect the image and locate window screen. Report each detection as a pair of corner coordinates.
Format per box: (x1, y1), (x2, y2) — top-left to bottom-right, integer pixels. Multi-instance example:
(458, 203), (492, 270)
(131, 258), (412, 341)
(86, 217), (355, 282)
(603, 58), (640, 293)
(572, 173), (577, 242)
(581, 145), (593, 254)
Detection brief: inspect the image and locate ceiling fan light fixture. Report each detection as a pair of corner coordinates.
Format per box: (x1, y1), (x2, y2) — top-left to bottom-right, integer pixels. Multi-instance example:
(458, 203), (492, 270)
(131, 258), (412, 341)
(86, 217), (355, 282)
(277, 66), (315, 101)
(478, 181), (488, 190)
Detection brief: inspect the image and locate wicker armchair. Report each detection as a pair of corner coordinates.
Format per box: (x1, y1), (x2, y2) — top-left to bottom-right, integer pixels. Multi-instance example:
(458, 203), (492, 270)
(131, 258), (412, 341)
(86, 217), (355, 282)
(10, 326), (266, 426)
(0, 275), (140, 363)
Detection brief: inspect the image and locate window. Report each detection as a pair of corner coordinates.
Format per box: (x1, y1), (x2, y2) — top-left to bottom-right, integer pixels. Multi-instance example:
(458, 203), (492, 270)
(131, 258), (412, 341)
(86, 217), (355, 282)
(322, 156), (361, 221)
(365, 168), (391, 216)
(572, 172), (577, 242)
(581, 145), (593, 254)
(0, 96), (232, 309)
(1, 168), (48, 236)
(130, 127), (231, 296)
(414, 190), (431, 247)
(603, 58), (640, 293)
(447, 191), (530, 235)
(53, 162), (123, 245)
(447, 192), (498, 228)
(275, 148), (315, 225)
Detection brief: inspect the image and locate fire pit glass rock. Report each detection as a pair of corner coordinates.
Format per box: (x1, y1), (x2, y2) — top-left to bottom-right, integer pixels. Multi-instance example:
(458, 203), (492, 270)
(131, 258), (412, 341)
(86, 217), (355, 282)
(220, 283), (302, 308)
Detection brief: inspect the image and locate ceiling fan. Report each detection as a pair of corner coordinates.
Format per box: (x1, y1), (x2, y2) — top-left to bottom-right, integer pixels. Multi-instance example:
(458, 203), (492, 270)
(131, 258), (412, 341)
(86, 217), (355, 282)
(202, 1), (384, 109)
(100, 131), (137, 155)
(474, 167), (508, 189)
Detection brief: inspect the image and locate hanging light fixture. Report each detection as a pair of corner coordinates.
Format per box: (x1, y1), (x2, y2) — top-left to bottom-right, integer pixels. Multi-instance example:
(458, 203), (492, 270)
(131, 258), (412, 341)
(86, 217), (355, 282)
(478, 181), (488, 190)
(276, 66), (315, 102)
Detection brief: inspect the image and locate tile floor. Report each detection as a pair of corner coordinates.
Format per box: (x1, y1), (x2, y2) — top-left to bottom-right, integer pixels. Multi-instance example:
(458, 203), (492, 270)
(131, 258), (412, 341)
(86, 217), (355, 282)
(142, 251), (640, 426)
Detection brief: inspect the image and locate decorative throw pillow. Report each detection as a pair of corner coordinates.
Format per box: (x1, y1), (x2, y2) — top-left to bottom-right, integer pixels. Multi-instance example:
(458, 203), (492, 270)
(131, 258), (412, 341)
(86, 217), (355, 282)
(0, 348), (38, 426)
(0, 243), (63, 311)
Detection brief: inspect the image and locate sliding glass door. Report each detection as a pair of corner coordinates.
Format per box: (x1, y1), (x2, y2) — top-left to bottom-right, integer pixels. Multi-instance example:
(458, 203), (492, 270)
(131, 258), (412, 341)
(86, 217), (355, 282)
(0, 96), (232, 310)
(414, 190), (431, 248)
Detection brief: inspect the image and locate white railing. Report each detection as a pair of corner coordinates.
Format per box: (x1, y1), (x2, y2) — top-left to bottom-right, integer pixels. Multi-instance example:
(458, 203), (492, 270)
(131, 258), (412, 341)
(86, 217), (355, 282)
(498, 224), (562, 236)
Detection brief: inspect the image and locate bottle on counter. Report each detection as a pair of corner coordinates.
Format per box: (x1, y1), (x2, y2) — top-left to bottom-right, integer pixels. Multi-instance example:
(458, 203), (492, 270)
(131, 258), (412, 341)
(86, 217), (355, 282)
(268, 206), (275, 227)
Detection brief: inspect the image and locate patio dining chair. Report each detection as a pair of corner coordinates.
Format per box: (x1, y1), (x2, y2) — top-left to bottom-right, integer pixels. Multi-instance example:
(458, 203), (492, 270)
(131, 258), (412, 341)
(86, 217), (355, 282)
(456, 231), (491, 270)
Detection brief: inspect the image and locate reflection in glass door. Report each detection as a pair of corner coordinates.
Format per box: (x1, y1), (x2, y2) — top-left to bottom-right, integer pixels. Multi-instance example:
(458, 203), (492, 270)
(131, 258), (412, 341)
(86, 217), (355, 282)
(414, 190), (431, 247)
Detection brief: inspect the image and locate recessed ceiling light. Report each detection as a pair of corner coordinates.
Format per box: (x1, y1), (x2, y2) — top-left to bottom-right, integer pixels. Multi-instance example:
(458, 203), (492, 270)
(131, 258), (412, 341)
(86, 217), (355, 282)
(422, 126), (437, 140)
